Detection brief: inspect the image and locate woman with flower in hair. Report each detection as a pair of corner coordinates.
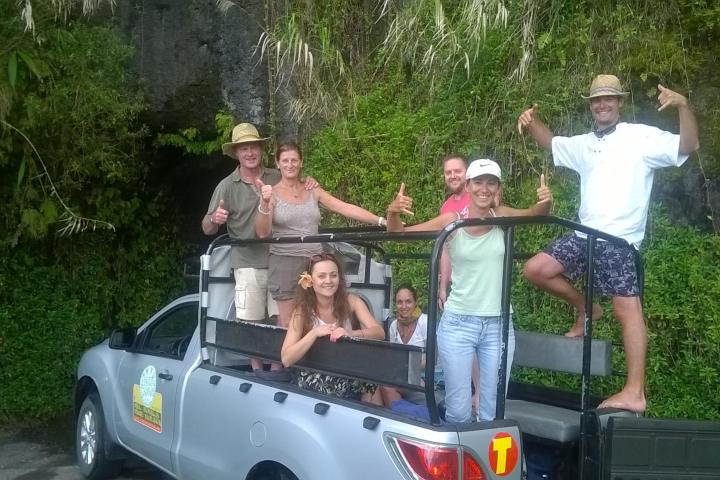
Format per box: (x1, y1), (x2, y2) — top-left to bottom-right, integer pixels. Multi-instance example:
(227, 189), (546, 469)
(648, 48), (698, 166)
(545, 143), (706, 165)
(255, 143), (385, 358)
(281, 252), (385, 403)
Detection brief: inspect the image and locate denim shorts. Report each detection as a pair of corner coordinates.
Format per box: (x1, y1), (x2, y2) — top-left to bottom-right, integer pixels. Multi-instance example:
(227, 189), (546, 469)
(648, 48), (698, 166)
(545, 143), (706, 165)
(544, 234), (640, 296)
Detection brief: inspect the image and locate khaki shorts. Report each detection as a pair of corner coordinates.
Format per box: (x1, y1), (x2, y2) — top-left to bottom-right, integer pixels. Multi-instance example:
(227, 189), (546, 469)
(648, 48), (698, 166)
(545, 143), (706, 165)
(233, 268), (278, 321)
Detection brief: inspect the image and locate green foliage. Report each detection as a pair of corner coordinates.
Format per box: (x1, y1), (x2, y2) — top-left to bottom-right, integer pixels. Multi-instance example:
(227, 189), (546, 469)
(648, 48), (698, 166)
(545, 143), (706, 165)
(0, 229), (188, 420)
(640, 208), (720, 418)
(156, 112), (235, 156)
(0, 3), (190, 421)
(1, 7), (147, 244)
(10, 0), (114, 33)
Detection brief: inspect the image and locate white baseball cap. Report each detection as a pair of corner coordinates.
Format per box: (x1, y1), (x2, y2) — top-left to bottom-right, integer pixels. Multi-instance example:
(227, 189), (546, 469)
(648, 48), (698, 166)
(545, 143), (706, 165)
(466, 159), (502, 180)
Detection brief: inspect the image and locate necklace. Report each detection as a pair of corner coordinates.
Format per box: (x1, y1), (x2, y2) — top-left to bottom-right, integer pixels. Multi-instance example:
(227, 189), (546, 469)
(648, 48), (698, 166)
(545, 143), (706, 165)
(280, 181), (302, 199)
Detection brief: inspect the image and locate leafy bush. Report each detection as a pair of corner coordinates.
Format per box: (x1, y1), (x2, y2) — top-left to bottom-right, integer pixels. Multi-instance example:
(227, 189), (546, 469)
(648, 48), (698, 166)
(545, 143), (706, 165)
(1, 14), (146, 243)
(0, 230), (188, 420)
(0, 7), (189, 421)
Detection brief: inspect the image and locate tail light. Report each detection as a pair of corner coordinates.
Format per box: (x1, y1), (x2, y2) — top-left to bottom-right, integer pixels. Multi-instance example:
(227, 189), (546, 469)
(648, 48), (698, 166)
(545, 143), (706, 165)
(389, 435), (487, 480)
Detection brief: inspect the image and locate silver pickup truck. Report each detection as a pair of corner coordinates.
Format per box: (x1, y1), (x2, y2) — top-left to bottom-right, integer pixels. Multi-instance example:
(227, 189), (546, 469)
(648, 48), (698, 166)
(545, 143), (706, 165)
(75, 220), (720, 480)
(74, 235), (524, 480)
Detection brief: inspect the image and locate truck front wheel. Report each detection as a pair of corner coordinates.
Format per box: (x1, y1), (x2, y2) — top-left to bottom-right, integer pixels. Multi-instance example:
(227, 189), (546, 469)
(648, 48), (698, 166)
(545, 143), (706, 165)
(76, 393), (122, 479)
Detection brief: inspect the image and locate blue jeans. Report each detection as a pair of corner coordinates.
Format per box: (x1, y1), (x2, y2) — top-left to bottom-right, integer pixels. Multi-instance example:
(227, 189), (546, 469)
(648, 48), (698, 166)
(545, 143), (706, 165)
(438, 310), (515, 423)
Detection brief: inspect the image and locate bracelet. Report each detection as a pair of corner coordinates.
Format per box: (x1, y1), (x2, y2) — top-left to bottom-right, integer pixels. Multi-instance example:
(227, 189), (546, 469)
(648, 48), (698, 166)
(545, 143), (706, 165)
(258, 204), (270, 215)
(377, 216), (385, 227)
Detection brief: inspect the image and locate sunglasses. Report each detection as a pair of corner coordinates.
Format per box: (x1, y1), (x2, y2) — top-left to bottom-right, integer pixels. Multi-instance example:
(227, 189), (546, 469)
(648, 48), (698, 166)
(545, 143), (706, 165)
(309, 252), (337, 263)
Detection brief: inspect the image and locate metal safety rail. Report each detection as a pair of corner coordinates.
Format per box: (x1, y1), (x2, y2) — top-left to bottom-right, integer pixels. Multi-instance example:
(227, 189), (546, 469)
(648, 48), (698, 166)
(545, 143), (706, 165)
(198, 217), (641, 457)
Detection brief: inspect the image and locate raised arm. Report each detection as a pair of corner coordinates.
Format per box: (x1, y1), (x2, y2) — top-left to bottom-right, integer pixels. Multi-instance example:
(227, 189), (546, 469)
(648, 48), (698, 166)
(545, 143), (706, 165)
(316, 188), (386, 226)
(202, 199), (228, 235)
(495, 174), (553, 217)
(254, 179), (274, 238)
(657, 84), (700, 155)
(386, 183), (457, 232)
(517, 105), (555, 151)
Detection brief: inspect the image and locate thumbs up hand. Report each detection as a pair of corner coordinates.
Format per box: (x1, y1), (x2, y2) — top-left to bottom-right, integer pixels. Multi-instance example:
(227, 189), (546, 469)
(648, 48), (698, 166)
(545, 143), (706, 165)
(387, 183), (414, 216)
(212, 199), (229, 225)
(256, 178), (273, 204)
(536, 174), (552, 205)
(517, 104), (540, 134)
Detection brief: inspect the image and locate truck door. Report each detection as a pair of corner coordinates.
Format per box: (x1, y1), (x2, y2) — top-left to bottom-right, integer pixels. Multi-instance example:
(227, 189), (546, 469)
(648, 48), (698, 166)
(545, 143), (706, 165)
(114, 300), (198, 473)
(603, 416), (720, 479)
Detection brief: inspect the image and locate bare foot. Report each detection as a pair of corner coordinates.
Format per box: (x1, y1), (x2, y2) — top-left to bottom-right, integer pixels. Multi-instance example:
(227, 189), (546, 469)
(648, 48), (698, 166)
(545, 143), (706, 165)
(564, 304), (604, 337)
(598, 388), (646, 413)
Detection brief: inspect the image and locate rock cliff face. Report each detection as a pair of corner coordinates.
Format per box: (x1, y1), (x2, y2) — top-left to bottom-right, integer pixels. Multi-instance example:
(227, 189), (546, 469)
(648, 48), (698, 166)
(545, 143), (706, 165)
(113, 0), (273, 133)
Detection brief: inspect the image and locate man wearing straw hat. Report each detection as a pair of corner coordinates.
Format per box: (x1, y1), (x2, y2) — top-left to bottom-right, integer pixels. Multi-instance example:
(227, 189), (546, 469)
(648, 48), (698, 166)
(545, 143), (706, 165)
(202, 123), (316, 371)
(517, 74), (699, 412)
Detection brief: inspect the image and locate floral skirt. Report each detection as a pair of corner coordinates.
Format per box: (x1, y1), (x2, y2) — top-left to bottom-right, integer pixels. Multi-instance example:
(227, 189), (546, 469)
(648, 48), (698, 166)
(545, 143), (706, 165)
(296, 369), (377, 400)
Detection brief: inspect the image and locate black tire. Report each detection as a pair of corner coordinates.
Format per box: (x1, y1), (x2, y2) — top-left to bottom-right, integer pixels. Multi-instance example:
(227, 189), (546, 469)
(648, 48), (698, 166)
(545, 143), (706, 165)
(249, 463), (299, 480)
(76, 392), (123, 479)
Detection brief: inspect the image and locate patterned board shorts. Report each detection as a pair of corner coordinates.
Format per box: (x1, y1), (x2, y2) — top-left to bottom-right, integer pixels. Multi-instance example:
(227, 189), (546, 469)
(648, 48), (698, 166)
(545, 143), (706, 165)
(296, 369), (377, 400)
(544, 234), (640, 297)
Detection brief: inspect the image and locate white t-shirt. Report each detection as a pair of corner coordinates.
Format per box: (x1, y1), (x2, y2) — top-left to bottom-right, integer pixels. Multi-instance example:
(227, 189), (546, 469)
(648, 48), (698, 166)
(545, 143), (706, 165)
(389, 314), (443, 371)
(389, 313), (429, 347)
(551, 122), (688, 247)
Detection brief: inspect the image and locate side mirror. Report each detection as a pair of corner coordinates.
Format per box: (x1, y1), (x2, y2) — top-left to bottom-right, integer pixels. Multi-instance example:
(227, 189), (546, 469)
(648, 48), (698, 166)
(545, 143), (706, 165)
(109, 327), (137, 350)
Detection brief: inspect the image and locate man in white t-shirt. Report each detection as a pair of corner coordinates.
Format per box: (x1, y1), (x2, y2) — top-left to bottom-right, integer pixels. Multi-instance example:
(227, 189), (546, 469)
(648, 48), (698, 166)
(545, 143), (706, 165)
(517, 74), (699, 412)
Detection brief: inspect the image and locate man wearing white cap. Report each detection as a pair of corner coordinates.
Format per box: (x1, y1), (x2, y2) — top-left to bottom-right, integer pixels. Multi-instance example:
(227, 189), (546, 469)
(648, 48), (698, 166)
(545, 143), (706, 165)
(517, 74), (699, 413)
(203, 123), (316, 371)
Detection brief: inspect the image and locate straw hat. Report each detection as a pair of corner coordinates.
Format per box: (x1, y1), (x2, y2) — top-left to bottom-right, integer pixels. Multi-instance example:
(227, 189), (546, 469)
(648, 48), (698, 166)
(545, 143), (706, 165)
(581, 74), (630, 99)
(221, 123), (268, 158)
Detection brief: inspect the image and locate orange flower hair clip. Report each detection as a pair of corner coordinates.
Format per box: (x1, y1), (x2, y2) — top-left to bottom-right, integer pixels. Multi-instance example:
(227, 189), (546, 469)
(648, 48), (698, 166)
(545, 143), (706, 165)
(298, 271), (313, 290)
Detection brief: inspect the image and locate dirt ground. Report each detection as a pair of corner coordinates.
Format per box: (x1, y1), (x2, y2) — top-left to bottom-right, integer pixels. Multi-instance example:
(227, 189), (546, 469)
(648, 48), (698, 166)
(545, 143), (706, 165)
(0, 413), (169, 480)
